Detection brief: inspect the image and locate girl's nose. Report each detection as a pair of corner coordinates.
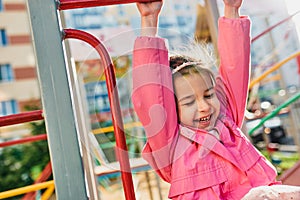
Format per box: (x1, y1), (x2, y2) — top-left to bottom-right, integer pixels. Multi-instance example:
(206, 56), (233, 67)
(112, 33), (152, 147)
(197, 99), (210, 112)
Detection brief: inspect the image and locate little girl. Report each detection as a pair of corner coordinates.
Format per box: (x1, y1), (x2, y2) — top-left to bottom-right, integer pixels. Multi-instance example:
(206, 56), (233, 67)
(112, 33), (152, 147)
(131, 0), (300, 199)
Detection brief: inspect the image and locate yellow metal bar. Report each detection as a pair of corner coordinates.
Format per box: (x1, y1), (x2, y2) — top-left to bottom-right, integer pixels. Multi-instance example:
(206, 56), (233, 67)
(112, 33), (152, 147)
(261, 74), (281, 84)
(249, 51), (300, 89)
(41, 183), (55, 200)
(92, 121), (142, 135)
(0, 180), (54, 199)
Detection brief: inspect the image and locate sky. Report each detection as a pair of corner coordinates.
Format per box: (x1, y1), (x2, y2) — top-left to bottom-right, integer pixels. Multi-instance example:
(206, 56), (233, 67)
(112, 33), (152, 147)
(284, 0), (300, 39)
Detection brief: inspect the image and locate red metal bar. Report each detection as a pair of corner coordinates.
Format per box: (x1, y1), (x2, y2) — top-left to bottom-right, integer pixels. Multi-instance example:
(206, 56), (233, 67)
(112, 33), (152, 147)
(252, 10), (300, 43)
(59, 0), (159, 10)
(0, 110), (44, 127)
(279, 160), (300, 186)
(0, 134), (47, 148)
(63, 29), (136, 200)
(22, 161), (52, 200)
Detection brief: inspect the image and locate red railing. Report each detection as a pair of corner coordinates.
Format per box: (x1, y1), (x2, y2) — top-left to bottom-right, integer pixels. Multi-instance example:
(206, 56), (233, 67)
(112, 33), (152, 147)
(0, 110), (43, 127)
(252, 10), (300, 43)
(58, 0), (159, 10)
(0, 134), (47, 148)
(64, 28), (136, 200)
(22, 162), (53, 200)
(0, 110), (51, 200)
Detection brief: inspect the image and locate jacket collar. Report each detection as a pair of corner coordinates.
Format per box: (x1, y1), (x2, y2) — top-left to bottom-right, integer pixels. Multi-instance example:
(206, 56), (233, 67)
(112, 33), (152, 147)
(179, 125), (241, 169)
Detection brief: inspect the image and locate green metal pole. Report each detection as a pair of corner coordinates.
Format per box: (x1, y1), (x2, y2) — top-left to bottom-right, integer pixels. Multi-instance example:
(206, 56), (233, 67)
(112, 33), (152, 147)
(26, 0), (88, 199)
(249, 92), (300, 136)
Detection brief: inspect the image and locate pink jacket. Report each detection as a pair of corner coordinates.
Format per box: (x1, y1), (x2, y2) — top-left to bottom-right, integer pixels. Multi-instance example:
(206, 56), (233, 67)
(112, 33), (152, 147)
(132, 17), (278, 199)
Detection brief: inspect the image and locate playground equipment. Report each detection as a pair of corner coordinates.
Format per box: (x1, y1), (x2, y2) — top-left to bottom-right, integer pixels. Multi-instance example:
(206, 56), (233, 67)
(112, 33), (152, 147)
(248, 51), (300, 137)
(247, 9), (300, 143)
(249, 51), (300, 89)
(251, 10), (300, 43)
(24, 0), (158, 199)
(0, 111), (54, 200)
(0, 0), (300, 199)
(248, 92), (300, 136)
(0, 118), (147, 199)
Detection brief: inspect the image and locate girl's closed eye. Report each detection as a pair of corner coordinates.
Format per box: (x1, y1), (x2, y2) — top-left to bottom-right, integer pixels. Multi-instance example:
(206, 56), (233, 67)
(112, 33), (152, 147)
(204, 92), (215, 99)
(183, 100), (195, 106)
(204, 87), (216, 99)
(180, 98), (195, 106)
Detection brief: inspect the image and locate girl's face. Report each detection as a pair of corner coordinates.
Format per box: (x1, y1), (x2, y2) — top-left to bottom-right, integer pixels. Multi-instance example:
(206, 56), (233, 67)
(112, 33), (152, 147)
(174, 73), (220, 131)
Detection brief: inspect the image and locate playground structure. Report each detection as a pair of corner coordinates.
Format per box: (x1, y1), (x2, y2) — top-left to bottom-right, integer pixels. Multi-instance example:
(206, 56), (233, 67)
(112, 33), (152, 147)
(0, 0), (300, 199)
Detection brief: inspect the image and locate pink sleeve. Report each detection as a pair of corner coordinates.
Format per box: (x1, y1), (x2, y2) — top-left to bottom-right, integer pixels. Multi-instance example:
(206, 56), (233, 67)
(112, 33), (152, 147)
(132, 36), (178, 181)
(217, 16), (251, 127)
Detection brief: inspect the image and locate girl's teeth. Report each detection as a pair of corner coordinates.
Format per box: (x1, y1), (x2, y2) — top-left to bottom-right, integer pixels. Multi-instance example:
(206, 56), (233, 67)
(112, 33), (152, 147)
(200, 116), (210, 121)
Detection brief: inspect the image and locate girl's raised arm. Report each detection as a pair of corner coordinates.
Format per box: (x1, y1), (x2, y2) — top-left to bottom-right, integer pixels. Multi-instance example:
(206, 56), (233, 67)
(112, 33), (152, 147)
(223, 0), (242, 19)
(132, 1), (178, 182)
(217, 0), (251, 127)
(136, 1), (162, 36)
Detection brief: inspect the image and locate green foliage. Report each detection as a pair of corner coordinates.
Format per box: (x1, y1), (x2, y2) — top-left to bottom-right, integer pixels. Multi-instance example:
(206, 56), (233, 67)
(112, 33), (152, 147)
(260, 150), (300, 176)
(0, 105), (50, 195)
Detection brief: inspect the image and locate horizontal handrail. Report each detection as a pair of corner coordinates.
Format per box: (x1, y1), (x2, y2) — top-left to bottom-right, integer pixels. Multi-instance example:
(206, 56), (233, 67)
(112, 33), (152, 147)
(0, 110), (43, 127)
(93, 121), (142, 135)
(0, 134), (47, 148)
(0, 180), (54, 199)
(0, 121), (142, 148)
(59, 0), (159, 10)
(95, 157), (149, 176)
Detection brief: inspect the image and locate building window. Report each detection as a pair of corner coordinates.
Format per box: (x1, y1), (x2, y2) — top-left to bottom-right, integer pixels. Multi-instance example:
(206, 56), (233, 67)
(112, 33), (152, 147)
(0, 29), (8, 46)
(85, 81), (110, 113)
(0, 63), (14, 82)
(0, 0), (3, 11)
(0, 100), (18, 116)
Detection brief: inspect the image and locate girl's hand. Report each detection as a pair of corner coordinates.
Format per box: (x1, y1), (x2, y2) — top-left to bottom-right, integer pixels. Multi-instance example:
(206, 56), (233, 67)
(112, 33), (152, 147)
(223, 0), (243, 19)
(137, 1), (163, 18)
(136, 1), (163, 36)
(223, 0), (243, 9)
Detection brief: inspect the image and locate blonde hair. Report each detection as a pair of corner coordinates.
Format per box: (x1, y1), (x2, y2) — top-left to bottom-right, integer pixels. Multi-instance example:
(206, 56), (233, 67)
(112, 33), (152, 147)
(169, 41), (217, 83)
(169, 41), (217, 74)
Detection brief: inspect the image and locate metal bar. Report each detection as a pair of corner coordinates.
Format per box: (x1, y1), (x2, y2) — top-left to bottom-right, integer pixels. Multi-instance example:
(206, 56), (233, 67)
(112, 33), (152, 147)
(64, 28), (136, 200)
(249, 51), (300, 89)
(59, 0), (158, 10)
(22, 161), (53, 200)
(155, 173), (163, 200)
(92, 121), (142, 134)
(0, 110), (43, 127)
(252, 11), (300, 43)
(95, 157), (149, 176)
(145, 171), (154, 200)
(204, 0), (219, 58)
(65, 47), (100, 199)
(0, 134), (47, 148)
(279, 160), (300, 184)
(248, 92), (300, 136)
(60, 10), (100, 199)
(26, 0), (88, 199)
(41, 183), (55, 200)
(0, 180), (54, 199)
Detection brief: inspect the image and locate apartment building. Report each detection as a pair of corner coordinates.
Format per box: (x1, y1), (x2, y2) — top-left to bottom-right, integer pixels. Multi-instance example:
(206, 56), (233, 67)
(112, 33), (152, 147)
(0, 0), (41, 138)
